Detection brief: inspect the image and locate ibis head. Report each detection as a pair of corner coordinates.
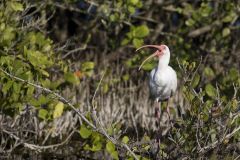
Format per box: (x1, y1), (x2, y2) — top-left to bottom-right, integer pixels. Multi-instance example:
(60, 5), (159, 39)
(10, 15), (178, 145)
(136, 44), (170, 70)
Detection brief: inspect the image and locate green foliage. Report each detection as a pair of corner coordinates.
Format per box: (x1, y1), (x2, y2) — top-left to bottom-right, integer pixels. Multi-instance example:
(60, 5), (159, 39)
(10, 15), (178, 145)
(122, 136), (129, 144)
(0, 1), (69, 117)
(1, 0), (239, 159)
(121, 25), (149, 48)
(64, 72), (80, 84)
(38, 109), (49, 120)
(10, 2), (24, 11)
(80, 124), (92, 139)
(106, 141), (119, 160)
(205, 84), (217, 98)
(53, 102), (64, 118)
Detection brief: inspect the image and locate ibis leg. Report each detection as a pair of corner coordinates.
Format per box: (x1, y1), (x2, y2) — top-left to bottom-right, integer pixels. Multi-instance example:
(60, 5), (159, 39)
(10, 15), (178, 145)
(166, 98), (174, 128)
(153, 100), (161, 158)
(155, 101), (161, 119)
(166, 100), (170, 119)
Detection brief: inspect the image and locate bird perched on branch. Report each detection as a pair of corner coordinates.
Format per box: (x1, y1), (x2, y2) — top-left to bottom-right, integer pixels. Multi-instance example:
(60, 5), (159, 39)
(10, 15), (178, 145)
(136, 44), (177, 121)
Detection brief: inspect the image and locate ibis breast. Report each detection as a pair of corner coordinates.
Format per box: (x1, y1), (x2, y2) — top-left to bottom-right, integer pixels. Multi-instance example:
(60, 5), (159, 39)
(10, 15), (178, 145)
(149, 66), (177, 101)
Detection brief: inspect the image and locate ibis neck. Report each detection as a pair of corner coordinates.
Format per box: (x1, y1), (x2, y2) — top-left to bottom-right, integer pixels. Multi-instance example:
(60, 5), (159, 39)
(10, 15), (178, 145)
(158, 56), (170, 69)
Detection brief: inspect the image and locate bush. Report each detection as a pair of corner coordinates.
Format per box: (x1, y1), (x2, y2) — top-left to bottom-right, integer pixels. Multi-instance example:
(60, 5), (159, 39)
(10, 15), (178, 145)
(0, 0), (239, 159)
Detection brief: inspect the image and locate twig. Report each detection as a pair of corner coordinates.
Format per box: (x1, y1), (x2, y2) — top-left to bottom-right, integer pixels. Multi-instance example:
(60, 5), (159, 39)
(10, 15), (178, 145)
(2, 129), (75, 152)
(199, 125), (240, 153)
(92, 70), (106, 109)
(0, 68), (139, 159)
(0, 68), (96, 130)
(188, 21), (221, 38)
(62, 45), (87, 59)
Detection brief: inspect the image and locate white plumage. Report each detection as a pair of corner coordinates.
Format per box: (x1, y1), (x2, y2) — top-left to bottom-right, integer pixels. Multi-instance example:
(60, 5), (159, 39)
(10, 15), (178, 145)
(137, 44), (177, 116)
(149, 65), (177, 102)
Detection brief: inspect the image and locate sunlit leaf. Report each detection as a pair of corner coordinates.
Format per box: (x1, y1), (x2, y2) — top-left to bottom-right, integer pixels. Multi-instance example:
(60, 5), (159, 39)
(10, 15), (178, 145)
(38, 109), (48, 120)
(27, 86), (35, 96)
(80, 124), (92, 139)
(204, 67), (215, 78)
(133, 38), (143, 48)
(134, 25), (149, 38)
(81, 61), (95, 71)
(2, 80), (13, 94)
(91, 142), (102, 151)
(53, 102), (64, 118)
(222, 28), (231, 37)
(191, 74), (200, 88)
(121, 38), (130, 46)
(111, 151), (119, 160)
(129, 0), (139, 5)
(10, 2), (24, 11)
(122, 136), (129, 144)
(106, 141), (115, 152)
(128, 6), (135, 14)
(185, 19), (195, 27)
(64, 72), (80, 84)
(205, 84), (217, 98)
(102, 83), (109, 93)
(142, 62), (155, 71)
(122, 74), (130, 81)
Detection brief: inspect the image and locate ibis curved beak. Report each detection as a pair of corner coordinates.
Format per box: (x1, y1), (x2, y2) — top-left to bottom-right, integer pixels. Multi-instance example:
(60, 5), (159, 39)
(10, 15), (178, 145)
(136, 45), (162, 70)
(136, 45), (161, 52)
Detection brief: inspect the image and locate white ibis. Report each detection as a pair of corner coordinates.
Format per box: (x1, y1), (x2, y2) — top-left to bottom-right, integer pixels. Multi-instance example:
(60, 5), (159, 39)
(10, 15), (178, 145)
(136, 44), (177, 121)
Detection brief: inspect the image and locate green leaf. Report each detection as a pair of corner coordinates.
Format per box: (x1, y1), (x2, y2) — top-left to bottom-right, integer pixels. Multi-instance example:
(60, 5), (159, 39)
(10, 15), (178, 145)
(122, 136), (129, 144)
(106, 141), (115, 153)
(10, 2), (24, 11)
(2, 80), (13, 94)
(222, 28), (231, 37)
(134, 25), (149, 38)
(229, 68), (239, 81)
(128, 6), (136, 14)
(122, 74), (130, 81)
(144, 145), (150, 150)
(3, 27), (15, 43)
(64, 72), (79, 84)
(222, 15), (233, 23)
(26, 50), (52, 68)
(53, 102), (64, 118)
(191, 74), (200, 88)
(111, 151), (119, 160)
(81, 61), (95, 71)
(102, 83), (109, 93)
(204, 67), (215, 78)
(129, 0), (139, 5)
(133, 38), (143, 48)
(222, 12), (237, 23)
(91, 142), (102, 151)
(142, 62), (155, 71)
(205, 84), (217, 98)
(27, 86), (35, 96)
(110, 13), (119, 22)
(38, 69), (50, 77)
(136, 1), (143, 8)
(38, 109), (48, 119)
(80, 124), (92, 139)
(185, 19), (195, 27)
(121, 38), (130, 46)
(231, 99), (238, 110)
(38, 95), (50, 105)
(13, 82), (21, 94)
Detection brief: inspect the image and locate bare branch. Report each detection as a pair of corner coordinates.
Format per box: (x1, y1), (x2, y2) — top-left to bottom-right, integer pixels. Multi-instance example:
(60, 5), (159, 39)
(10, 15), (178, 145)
(199, 125), (240, 153)
(0, 68), (139, 160)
